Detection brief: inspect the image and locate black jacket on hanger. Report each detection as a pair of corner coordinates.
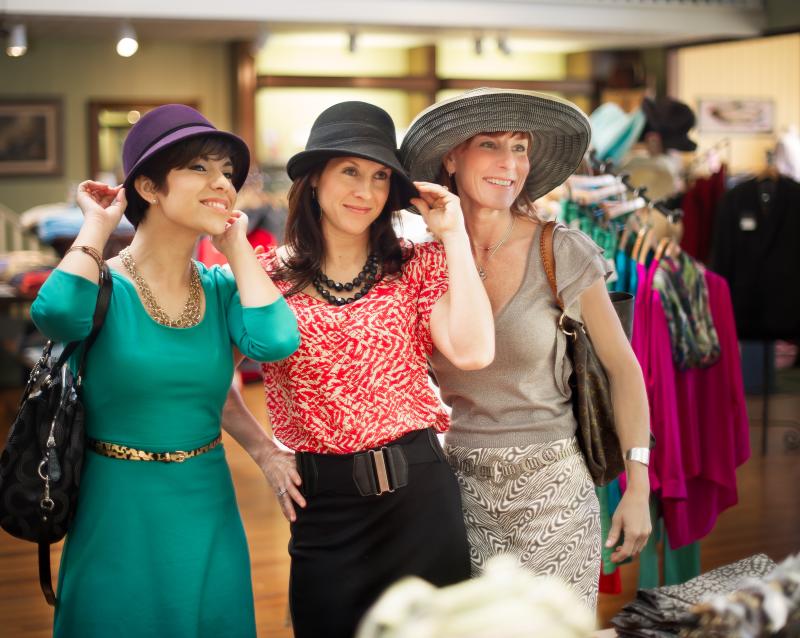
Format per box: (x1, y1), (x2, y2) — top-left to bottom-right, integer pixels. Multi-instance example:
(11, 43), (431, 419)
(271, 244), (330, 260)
(710, 176), (800, 339)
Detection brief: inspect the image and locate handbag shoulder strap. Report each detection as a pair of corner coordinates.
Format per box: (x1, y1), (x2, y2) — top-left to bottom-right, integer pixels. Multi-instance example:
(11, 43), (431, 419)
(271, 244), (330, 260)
(56, 262), (113, 375)
(539, 221), (565, 312)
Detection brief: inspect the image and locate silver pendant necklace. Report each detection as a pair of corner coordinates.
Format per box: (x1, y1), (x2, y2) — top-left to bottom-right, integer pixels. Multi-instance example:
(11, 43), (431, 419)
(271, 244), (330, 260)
(472, 216), (516, 280)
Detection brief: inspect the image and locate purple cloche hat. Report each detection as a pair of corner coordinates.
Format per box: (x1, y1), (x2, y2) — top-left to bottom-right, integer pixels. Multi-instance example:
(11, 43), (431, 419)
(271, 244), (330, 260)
(122, 104), (251, 194)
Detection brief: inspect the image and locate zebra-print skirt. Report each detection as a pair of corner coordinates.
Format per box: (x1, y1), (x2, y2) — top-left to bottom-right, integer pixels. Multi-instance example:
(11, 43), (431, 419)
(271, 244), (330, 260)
(444, 436), (601, 611)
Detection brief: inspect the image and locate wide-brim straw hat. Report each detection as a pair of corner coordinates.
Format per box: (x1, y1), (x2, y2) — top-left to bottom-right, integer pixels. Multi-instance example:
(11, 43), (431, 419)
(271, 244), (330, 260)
(400, 88), (591, 202)
(287, 101), (418, 207)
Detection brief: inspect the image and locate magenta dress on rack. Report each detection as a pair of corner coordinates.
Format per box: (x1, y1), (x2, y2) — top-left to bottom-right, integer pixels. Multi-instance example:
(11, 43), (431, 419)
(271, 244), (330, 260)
(630, 258), (750, 549)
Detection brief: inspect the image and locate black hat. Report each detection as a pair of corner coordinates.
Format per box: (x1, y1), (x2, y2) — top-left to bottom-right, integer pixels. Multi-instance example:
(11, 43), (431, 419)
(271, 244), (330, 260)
(641, 97), (697, 152)
(287, 101), (418, 206)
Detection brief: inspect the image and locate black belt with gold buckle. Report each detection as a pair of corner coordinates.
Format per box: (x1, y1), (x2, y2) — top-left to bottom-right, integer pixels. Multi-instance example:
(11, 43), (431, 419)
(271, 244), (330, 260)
(295, 428), (445, 498)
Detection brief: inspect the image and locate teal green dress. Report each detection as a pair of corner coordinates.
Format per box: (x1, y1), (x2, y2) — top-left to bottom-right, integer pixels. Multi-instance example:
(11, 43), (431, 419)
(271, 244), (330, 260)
(30, 264), (300, 638)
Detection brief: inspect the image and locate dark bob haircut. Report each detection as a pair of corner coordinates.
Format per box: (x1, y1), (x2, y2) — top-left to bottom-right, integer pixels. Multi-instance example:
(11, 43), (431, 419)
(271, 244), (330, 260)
(124, 135), (243, 229)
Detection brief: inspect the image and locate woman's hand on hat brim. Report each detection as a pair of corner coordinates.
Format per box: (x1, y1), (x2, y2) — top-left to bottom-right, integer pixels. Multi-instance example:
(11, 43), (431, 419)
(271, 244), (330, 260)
(76, 180), (126, 236)
(411, 181), (466, 243)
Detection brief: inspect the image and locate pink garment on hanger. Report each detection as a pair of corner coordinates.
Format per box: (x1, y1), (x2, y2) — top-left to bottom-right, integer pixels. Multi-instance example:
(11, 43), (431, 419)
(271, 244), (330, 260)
(661, 271), (750, 547)
(631, 260), (687, 501)
(628, 257), (750, 548)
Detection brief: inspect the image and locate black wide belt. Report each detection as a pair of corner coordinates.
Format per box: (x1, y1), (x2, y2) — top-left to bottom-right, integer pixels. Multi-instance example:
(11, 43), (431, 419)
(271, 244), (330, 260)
(295, 428), (445, 498)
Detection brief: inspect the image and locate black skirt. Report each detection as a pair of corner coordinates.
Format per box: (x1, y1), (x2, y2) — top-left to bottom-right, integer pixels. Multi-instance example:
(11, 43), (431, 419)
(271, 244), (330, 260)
(288, 428), (470, 638)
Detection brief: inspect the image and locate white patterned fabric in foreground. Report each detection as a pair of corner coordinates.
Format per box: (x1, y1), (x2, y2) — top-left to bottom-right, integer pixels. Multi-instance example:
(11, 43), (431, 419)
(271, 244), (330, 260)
(445, 436), (601, 611)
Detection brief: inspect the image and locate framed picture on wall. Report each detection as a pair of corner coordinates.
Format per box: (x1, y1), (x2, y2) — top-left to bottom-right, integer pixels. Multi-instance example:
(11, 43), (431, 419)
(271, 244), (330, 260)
(0, 99), (62, 176)
(88, 100), (199, 182)
(697, 98), (774, 134)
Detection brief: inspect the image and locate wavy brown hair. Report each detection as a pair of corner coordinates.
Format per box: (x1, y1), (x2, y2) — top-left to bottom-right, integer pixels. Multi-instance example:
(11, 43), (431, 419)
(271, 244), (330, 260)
(272, 161), (413, 296)
(436, 131), (541, 221)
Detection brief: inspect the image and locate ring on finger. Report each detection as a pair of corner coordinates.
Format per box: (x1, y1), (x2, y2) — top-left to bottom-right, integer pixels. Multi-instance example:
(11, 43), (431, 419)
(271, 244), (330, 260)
(277, 487), (288, 497)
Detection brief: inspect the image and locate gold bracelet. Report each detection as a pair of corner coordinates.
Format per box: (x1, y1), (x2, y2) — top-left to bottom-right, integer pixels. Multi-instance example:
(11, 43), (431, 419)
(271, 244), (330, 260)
(66, 245), (104, 271)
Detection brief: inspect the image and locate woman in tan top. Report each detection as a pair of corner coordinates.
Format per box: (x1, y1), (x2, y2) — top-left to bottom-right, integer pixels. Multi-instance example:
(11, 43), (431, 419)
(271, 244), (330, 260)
(401, 88), (652, 611)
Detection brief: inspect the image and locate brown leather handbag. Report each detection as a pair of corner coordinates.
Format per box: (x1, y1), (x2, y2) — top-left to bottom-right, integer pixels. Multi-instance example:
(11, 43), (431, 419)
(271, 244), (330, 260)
(540, 222), (631, 486)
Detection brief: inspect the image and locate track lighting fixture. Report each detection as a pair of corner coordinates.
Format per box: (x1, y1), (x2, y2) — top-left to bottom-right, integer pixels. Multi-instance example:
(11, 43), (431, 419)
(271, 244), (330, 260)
(116, 23), (138, 58)
(6, 24), (27, 57)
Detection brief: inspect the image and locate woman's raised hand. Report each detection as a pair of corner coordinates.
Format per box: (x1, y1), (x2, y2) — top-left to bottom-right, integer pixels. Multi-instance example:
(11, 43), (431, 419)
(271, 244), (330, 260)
(211, 209), (250, 258)
(411, 181), (467, 243)
(76, 180), (126, 233)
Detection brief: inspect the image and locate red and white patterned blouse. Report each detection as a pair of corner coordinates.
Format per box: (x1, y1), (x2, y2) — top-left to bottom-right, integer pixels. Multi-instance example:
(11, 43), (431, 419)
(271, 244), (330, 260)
(258, 241), (450, 454)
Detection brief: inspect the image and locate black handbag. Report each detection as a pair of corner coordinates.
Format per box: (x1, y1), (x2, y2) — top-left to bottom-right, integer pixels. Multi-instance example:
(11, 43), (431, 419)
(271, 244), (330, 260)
(540, 222), (631, 487)
(0, 263), (112, 605)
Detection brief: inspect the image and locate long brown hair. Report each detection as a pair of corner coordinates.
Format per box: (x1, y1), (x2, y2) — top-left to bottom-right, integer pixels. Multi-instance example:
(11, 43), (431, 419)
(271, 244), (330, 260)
(272, 161), (413, 296)
(437, 131), (540, 221)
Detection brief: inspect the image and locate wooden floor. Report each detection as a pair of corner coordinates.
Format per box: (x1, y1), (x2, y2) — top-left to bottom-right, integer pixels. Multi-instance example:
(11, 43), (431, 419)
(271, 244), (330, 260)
(1, 384), (798, 637)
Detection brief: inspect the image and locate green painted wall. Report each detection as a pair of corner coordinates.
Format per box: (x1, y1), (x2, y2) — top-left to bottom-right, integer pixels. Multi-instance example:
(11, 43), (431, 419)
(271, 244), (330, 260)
(0, 37), (233, 215)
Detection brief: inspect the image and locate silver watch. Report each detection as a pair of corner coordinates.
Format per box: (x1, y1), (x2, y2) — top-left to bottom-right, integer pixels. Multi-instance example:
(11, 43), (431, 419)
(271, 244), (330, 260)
(625, 447), (650, 467)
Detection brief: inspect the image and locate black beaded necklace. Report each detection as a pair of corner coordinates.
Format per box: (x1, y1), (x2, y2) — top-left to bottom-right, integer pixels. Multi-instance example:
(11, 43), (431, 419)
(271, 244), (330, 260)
(312, 253), (380, 306)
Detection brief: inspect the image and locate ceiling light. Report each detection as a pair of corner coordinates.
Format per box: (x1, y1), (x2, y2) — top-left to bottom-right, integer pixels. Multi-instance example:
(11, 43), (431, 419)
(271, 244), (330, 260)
(497, 34), (511, 56)
(6, 24), (27, 57)
(116, 23), (138, 58)
(251, 28), (269, 56)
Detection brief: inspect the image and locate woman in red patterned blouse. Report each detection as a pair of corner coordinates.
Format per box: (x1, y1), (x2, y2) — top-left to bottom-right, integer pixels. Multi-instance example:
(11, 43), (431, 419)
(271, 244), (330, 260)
(223, 101), (494, 638)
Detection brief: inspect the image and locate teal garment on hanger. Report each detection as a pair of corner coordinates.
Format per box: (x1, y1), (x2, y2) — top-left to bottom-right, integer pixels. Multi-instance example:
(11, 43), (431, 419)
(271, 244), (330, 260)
(638, 498), (702, 589)
(598, 479), (626, 575)
(639, 498), (663, 589)
(664, 539), (701, 586)
(613, 250), (638, 294)
(597, 486), (614, 575)
(613, 250), (629, 292)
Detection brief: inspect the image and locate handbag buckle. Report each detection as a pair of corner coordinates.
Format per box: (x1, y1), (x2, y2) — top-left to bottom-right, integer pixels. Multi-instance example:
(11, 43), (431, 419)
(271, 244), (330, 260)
(558, 312), (576, 337)
(368, 448), (394, 495)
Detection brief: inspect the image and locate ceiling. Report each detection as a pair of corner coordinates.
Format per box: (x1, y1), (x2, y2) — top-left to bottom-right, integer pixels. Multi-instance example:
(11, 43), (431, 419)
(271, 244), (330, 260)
(2, 0), (767, 53)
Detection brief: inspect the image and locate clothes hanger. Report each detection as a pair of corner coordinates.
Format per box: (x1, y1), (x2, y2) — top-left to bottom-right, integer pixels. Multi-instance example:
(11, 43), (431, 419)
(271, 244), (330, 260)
(602, 195), (647, 220)
(567, 174), (618, 188)
(653, 236), (671, 262)
(631, 217), (651, 263)
(637, 205), (672, 265)
(666, 218), (684, 261)
(571, 181), (628, 205)
(757, 149), (779, 182)
(686, 138), (730, 179)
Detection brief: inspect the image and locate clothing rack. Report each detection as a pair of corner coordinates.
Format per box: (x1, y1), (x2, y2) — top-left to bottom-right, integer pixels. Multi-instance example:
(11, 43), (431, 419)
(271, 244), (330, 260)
(686, 137), (731, 176)
(587, 150), (683, 222)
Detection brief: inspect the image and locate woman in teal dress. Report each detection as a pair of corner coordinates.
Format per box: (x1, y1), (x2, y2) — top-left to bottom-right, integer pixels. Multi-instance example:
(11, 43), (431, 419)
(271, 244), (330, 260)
(30, 104), (300, 637)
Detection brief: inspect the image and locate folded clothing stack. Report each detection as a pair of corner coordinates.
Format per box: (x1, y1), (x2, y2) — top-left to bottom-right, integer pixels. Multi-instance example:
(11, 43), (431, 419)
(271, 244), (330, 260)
(612, 554), (776, 637)
(682, 553), (800, 637)
(36, 207), (133, 244)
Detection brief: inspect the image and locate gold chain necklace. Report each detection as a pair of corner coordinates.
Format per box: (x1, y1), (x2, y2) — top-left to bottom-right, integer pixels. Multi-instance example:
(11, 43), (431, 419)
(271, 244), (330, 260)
(120, 247), (202, 328)
(472, 216), (516, 280)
